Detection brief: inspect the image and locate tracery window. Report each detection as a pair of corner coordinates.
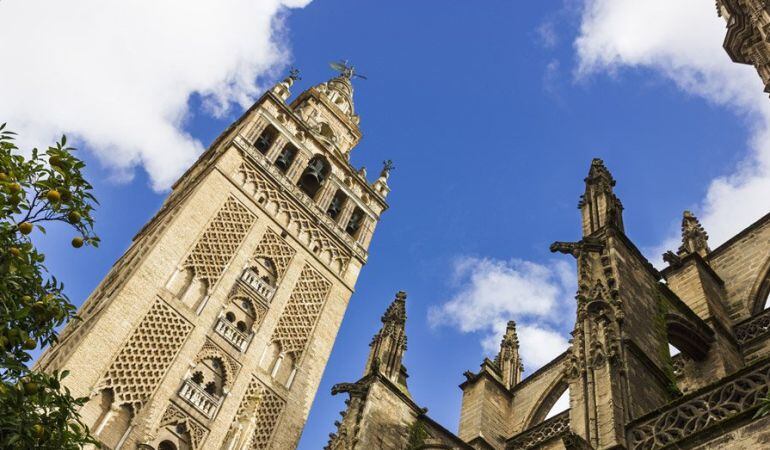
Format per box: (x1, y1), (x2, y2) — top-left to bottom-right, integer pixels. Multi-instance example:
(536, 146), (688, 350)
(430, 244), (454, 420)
(255, 125), (278, 154)
(297, 156), (330, 199)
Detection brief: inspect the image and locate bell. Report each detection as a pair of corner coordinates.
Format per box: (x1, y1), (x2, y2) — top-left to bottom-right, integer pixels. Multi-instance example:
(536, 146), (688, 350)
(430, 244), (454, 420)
(275, 149), (294, 171)
(327, 196), (343, 218)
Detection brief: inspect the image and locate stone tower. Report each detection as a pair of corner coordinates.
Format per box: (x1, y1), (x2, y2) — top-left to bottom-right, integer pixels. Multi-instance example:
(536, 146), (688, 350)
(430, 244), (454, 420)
(35, 68), (390, 450)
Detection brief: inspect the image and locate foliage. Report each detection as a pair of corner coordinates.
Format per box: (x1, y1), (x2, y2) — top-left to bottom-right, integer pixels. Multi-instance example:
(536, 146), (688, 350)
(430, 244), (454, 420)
(755, 396), (770, 419)
(0, 123), (100, 448)
(405, 420), (428, 450)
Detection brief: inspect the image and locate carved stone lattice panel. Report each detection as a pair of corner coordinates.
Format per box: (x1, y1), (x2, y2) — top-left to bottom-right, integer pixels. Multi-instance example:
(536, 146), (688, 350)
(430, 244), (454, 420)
(237, 161), (351, 273)
(159, 402), (208, 450)
(183, 196), (256, 287)
(628, 360), (770, 449)
(252, 228), (296, 278)
(232, 375), (286, 450)
(100, 299), (193, 413)
(196, 339), (241, 389)
(734, 308), (770, 344)
(270, 264), (332, 359)
(507, 411), (570, 449)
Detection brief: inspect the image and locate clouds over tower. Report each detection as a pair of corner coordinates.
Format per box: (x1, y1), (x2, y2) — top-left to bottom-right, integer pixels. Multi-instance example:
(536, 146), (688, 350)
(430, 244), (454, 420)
(0, 0), (311, 191)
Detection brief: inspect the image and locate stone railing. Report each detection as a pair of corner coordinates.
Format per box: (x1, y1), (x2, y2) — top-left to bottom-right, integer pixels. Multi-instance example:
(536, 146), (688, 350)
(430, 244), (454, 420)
(179, 378), (222, 419)
(627, 358), (770, 449)
(506, 411), (570, 449)
(214, 316), (252, 352)
(233, 134), (368, 261)
(240, 269), (276, 303)
(734, 307), (770, 344)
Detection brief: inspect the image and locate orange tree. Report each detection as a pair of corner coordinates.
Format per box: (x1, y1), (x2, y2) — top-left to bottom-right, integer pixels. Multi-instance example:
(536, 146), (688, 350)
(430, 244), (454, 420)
(0, 123), (100, 448)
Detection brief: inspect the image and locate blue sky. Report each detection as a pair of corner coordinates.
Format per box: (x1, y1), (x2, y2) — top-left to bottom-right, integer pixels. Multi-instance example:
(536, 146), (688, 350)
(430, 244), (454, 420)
(3, 0), (770, 448)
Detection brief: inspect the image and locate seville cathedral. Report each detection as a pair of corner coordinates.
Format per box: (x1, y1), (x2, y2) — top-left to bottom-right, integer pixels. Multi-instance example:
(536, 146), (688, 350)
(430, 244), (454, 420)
(33, 1), (770, 449)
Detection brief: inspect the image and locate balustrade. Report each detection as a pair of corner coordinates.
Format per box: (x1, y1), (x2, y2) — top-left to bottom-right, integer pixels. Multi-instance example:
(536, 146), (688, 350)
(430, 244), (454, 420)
(178, 378), (222, 419)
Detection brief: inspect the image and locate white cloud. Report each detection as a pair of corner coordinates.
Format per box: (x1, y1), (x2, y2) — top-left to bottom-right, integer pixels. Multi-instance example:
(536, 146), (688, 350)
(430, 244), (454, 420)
(575, 0), (770, 256)
(429, 257), (575, 372)
(0, 0), (310, 191)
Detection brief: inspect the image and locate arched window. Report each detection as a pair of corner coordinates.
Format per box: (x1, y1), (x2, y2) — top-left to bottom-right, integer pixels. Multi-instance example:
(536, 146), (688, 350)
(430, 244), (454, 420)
(545, 388), (570, 419)
(326, 190), (347, 220)
(274, 144), (297, 173)
(297, 156), (330, 199)
(528, 379), (569, 426)
(158, 440), (178, 450)
(255, 125), (278, 154)
(345, 207), (365, 237)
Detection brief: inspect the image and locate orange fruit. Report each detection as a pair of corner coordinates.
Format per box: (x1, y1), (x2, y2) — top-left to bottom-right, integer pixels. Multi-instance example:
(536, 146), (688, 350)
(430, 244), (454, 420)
(18, 222), (33, 235)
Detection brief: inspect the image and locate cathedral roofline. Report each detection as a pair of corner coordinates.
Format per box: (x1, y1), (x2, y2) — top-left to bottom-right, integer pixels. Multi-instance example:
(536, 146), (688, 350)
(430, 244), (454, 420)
(706, 211), (770, 260)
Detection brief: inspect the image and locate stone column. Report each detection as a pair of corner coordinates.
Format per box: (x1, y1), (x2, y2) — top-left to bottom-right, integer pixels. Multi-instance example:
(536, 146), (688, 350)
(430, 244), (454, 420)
(286, 152), (310, 184)
(243, 116), (269, 143)
(315, 181), (339, 213)
(265, 136), (287, 162)
(336, 200), (357, 229)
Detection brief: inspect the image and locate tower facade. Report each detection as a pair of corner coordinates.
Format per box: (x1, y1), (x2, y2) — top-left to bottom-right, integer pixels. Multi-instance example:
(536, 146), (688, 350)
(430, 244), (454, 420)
(35, 69), (390, 450)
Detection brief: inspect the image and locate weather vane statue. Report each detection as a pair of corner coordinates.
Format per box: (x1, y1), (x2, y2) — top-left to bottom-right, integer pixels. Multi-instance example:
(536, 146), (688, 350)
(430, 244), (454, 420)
(380, 159), (395, 178)
(329, 59), (368, 80)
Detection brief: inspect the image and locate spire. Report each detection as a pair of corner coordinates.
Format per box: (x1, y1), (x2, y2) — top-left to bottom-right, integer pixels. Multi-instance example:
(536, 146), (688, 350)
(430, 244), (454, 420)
(578, 158), (625, 236)
(365, 291), (408, 386)
(270, 68), (300, 102)
(494, 321), (523, 389)
(678, 210), (710, 257)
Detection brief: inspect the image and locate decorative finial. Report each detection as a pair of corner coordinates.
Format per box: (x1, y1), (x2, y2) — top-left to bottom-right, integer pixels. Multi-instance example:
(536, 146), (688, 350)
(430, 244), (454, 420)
(678, 210), (710, 257)
(288, 67), (301, 81)
(396, 291), (407, 301)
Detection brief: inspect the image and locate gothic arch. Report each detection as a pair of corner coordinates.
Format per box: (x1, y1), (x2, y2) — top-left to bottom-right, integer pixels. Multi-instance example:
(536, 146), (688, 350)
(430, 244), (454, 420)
(665, 313), (713, 361)
(525, 376), (570, 428)
(749, 254), (770, 315)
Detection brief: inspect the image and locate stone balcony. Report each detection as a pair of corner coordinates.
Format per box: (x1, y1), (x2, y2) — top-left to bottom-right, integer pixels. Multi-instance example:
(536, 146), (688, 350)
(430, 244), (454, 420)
(215, 316), (253, 352)
(178, 378), (222, 419)
(239, 269), (276, 303)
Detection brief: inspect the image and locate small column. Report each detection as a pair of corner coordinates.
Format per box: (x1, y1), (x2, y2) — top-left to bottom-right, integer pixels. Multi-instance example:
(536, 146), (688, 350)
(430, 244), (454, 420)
(358, 216), (376, 248)
(286, 152), (310, 184)
(315, 181), (339, 213)
(243, 116), (269, 144)
(265, 135), (288, 162)
(336, 199), (357, 229)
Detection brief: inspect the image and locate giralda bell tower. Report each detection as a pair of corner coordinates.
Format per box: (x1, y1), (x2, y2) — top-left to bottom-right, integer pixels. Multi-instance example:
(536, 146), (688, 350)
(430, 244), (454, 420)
(36, 67), (390, 450)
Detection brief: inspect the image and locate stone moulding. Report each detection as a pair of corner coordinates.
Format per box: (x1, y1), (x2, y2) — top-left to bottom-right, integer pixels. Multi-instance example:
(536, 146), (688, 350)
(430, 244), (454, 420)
(627, 358), (770, 450)
(506, 410), (570, 449)
(734, 307), (770, 344)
